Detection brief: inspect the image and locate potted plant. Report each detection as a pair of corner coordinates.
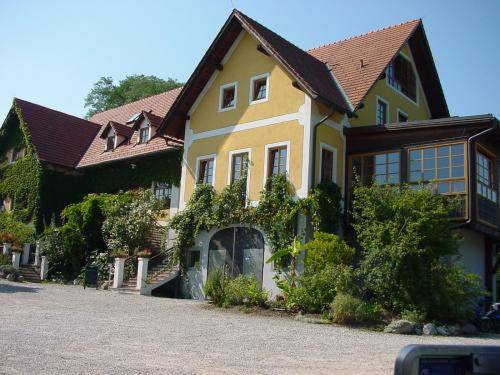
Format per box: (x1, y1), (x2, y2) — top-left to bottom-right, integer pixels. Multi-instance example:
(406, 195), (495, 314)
(110, 248), (128, 258)
(135, 247), (153, 258)
(10, 243), (23, 253)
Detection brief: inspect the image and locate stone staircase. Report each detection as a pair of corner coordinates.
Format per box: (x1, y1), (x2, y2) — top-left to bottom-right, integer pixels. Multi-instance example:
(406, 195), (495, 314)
(112, 254), (179, 295)
(18, 265), (41, 283)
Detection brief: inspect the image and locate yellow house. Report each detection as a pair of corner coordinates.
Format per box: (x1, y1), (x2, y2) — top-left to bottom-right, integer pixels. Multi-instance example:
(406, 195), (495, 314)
(160, 10), (499, 299)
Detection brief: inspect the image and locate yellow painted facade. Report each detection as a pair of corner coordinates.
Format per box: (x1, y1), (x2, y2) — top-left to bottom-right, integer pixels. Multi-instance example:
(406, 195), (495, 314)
(350, 44), (431, 127)
(184, 31), (308, 204)
(189, 32), (305, 134)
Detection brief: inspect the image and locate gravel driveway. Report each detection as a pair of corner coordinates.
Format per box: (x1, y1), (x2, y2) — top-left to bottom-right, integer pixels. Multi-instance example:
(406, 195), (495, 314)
(0, 280), (499, 374)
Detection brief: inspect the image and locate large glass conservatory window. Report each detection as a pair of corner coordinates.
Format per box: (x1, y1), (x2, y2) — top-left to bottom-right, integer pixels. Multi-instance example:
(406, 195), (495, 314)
(476, 151), (497, 203)
(207, 227), (264, 284)
(351, 151), (400, 185)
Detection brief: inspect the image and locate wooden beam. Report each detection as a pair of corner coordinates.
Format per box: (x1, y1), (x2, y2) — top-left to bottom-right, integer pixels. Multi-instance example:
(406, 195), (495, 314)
(216, 64), (223, 71)
(257, 44), (269, 56)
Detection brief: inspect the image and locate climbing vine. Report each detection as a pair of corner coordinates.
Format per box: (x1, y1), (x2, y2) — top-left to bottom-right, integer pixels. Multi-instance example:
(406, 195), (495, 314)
(168, 174), (343, 269)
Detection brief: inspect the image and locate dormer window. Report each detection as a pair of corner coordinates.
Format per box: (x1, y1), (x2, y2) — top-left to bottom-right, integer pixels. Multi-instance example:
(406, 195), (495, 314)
(106, 134), (116, 151)
(386, 54), (417, 102)
(139, 125), (150, 144)
(219, 82), (237, 111)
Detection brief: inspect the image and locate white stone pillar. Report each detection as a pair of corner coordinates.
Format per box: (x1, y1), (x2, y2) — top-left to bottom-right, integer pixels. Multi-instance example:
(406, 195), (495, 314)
(3, 243), (11, 255)
(34, 241), (41, 266)
(22, 243), (30, 265)
(113, 258), (125, 288)
(40, 256), (49, 280)
(12, 252), (21, 269)
(136, 257), (149, 291)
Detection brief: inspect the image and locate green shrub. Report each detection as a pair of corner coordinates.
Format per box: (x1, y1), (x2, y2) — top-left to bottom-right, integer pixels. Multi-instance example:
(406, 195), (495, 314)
(331, 293), (381, 325)
(224, 275), (268, 308)
(352, 183), (484, 321)
(0, 213), (35, 244)
(204, 268), (229, 307)
(401, 308), (426, 323)
(304, 180), (343, 233)
(0, 253), (11, 266)
(302, 232), (354, 272)
(0, 265), (20, 278)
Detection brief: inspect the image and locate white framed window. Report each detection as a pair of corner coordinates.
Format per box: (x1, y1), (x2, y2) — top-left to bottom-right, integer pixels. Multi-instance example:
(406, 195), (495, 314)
(152, 181), (172, 201)
(263, 141), (290, 187)
(227, 148), (252, 198)
(319, 143), (337, 183)
(195, 154), (216, 186)
(249, 73), (269, 105)
(138, 124), (150, 144)
(376, 96), (389, 125)
(397, 109), (409, 123)
(218, 82), (237, 112)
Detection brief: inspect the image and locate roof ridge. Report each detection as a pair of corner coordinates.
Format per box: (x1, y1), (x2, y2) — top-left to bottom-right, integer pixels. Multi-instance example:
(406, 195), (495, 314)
(14, 97), (101, 127)
(308, 18), (421, 52)
(90, 86), (183, 120)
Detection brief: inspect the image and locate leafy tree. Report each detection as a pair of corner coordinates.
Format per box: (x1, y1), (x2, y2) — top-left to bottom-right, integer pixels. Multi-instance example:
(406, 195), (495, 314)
(351, 183), (483, 321)
(84, 75), (183, 118)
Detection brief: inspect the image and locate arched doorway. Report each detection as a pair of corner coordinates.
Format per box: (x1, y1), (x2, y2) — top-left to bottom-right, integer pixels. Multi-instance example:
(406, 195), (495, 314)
(207, 227), (265, 284)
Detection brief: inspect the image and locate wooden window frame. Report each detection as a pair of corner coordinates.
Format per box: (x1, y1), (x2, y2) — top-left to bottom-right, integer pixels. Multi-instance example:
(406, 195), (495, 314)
(475, 144), (498, 228)
(218, 82), (238, 112)
(376, 96), (389, 125)
(249, 73), (269, 105)
(138, 125), (150, 144)
(397, 109), (409, 123)
(349, 150), (401, 187)
(319, 143), (337, 183)
(106, 135), (116, 151)
(263, 141), (290, 187)
(386, 53), (419, 105)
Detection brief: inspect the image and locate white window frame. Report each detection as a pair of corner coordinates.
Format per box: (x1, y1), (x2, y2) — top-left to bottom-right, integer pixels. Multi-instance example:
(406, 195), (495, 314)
(319, 142), (337, 183)
(218, 82), (238, 112)
(263, 141), (290, 188)
(227, 148), (252, 198)
(375, 96), (389, 125)
(249, 73), (269, 105)
(385, 52), (419, 106)
(195, 154), (217, 187)
(138, 122), (151, 144)
(397, 108), (409, 123)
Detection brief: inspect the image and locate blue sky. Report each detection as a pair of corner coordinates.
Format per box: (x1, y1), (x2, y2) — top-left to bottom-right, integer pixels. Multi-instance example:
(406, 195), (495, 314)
(0, 0), (498, 121)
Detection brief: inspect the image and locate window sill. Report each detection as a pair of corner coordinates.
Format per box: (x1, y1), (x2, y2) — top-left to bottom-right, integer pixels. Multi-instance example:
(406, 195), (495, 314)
(218, 106), (236, 113)
(249, 97), (268, 106)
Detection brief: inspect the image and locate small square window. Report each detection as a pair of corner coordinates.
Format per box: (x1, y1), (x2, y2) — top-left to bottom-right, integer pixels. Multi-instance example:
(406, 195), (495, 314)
(397, 111), (408, 123)
(250, 74), (269, 103)
(219, 83), (237, 111)
(197, 158), (215, 185)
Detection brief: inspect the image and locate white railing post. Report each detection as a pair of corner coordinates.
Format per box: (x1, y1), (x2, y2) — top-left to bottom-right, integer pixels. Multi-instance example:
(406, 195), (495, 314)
(34, 241), (41, 266)
(136, 257), (149, 292)
(12, 251), (21, 269)
(22, 243), (30, 265)
(3, 243), (11, 255)
(40, 256), (49, 280)
(113, 258), (125, 288)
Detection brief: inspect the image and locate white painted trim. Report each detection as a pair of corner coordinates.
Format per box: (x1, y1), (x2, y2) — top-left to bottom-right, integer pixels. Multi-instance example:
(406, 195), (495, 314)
(298, 95), (312, 198)
(178, 121), (192, 211)
(397, 108), (409, 123)
(328, 69), (354, 112)
(263, 141), (290, 188)
(375, 95), (389, 125)
(385, 53), (419, 107)
(227, 148), (252, 198)
(192, 112), (299, 141)
(194, 153), (217, 187)
(249, 72), (270, 105)
(188, 30), (245, 116)
(319, 142), (337, 183)
(218, 81), (238, 112)
(138, 120), (151, 143)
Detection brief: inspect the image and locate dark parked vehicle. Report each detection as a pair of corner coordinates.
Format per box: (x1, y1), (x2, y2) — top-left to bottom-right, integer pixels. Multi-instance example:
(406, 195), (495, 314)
(479, 302), (500, 333)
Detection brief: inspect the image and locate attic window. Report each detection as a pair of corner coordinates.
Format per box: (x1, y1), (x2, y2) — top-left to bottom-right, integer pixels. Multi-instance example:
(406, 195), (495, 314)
(106, 134), (116, 151)
(250, 73), (269, 104)
(219, 82), (237, 111)
(139, 125), (150, 144)
(386, 54), (417, 102)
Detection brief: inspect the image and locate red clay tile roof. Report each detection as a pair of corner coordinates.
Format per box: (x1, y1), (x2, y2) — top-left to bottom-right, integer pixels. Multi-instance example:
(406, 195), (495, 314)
(308, 19), (421, 110)
(142, 111), (163, 128)
(234, 10), (350, 112)
(79, 87), (182, 168)
(13, 98), (101, 168)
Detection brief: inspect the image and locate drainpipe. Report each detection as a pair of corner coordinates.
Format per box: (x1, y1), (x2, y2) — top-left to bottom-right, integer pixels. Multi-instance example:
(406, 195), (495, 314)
(310, 109), (337, 189)
(455, 118), (499, 228)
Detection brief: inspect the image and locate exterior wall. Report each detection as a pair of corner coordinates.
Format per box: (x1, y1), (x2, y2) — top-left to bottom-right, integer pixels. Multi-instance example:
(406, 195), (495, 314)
(457, 228), (486, 286)
(350, 44), (431, 127)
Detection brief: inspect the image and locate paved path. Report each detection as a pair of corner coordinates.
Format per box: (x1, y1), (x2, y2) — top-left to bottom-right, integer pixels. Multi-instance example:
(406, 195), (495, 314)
(0, 280), (499, 374)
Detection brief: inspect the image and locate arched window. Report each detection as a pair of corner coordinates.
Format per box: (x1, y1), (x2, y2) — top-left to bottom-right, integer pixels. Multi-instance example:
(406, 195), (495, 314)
(208, 227), (264, 284)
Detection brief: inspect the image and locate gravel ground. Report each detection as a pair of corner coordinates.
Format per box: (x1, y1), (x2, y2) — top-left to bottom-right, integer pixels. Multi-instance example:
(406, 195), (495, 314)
(0, 280), (499, 375)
